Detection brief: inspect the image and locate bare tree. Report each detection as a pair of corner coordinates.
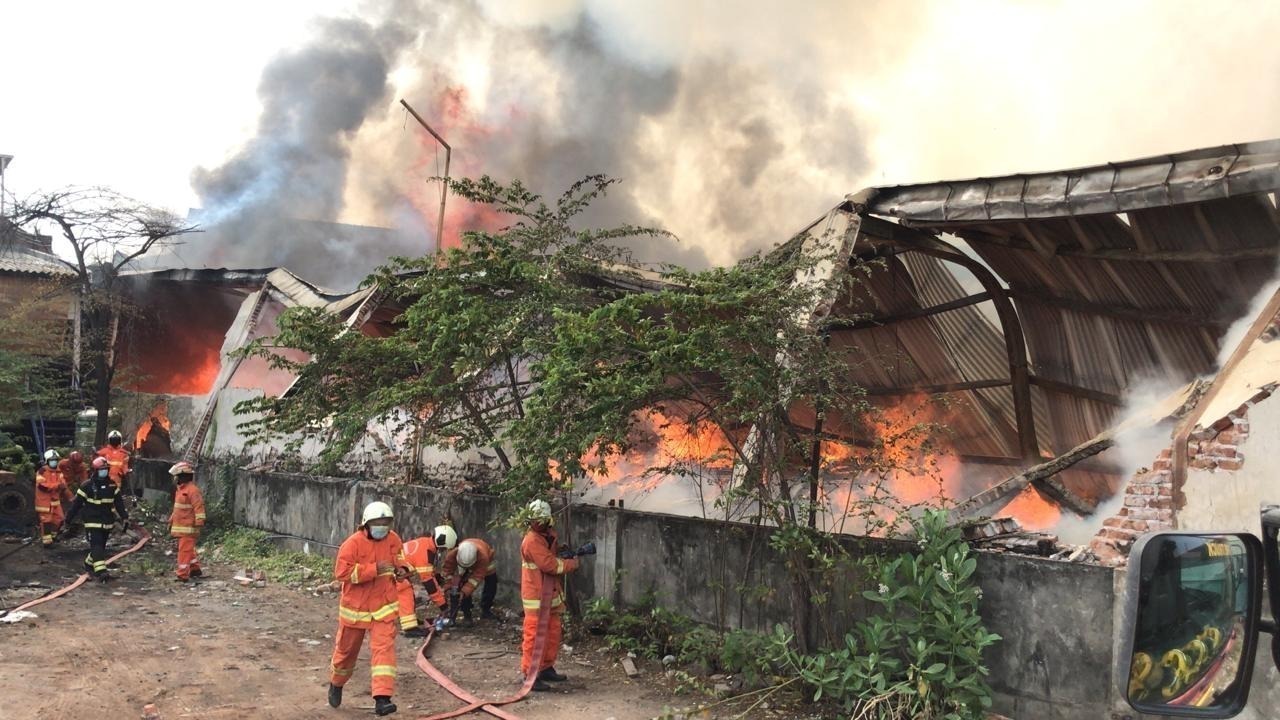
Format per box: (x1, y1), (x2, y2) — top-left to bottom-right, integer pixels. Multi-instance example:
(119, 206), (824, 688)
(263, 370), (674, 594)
(3, 187), (197, 444)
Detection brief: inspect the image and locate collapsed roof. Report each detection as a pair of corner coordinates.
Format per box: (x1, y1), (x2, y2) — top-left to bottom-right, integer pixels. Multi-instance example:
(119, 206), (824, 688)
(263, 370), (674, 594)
(826, 139), (1280, 513)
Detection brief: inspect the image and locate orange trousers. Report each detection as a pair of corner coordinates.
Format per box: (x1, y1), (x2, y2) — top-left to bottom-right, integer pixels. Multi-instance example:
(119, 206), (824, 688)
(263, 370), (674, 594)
(330, 620), (397, 697)
(175, 535), (201, 579)
(37, 504), (64, 545)
(396, 579), (420, 631)
(520, 611), (563, 674)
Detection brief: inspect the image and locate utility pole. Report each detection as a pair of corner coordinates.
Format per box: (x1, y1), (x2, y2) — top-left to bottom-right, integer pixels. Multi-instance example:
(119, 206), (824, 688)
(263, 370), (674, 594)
(0, 155), (12, 216)
(399, 99), (451, 255)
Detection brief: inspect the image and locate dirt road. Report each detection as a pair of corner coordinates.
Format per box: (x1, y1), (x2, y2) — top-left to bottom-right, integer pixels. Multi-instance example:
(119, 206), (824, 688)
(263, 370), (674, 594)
(0, 535), (688, 720)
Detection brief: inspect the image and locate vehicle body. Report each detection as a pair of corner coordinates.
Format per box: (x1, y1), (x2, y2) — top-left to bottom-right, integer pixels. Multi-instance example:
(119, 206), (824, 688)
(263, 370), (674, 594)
(1118, 504), (1280, 716)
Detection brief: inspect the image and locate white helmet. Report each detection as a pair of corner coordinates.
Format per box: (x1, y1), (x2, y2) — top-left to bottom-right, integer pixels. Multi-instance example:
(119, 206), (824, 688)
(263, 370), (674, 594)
(527, 499), (552, 520)
(457, 540), (478, 569)
(434, 525), (458, 550)
(361, 501), (394, 526)
(107, 430), (123, 441)
(43, 449), (60, 462)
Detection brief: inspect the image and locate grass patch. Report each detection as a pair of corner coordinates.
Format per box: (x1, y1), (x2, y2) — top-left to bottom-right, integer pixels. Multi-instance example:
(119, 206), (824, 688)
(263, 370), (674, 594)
(204, 526), (333, 585)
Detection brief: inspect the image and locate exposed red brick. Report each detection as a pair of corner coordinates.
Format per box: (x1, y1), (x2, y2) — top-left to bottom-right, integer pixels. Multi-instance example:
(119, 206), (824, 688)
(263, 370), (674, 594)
(1150, 497), (1175, 510)
(1217, 458), (1244, 471)
(1125, 495), (1146, 508)
(1152, 459), (1172, 472)
(1216, 429), (1236, 444)
(1123, 519), (1150, 533)
(1131, 484), (1157, 496)
(1100, 528), (1138, 542)
(1190, 457), (1215, 470)
(1103, 517), (1124, 529)
(1157, 485), (1173, 497)
(1209, 416), (1234, 433)
(1211, 446), (1237, 458)
(1157, 448), (1172, 459)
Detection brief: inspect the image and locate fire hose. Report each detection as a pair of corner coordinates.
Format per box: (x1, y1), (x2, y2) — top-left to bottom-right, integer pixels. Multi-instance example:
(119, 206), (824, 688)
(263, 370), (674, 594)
(0, 522), (151, 618)
(413, 570), (558, 720)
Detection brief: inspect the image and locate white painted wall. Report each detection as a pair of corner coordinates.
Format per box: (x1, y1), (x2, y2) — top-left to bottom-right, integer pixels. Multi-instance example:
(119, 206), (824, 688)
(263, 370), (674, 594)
(1182, 395), (1280, 533)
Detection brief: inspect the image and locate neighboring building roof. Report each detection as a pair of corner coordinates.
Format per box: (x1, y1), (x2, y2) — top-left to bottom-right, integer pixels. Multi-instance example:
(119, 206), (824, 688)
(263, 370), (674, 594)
(0, 219), (75, 277)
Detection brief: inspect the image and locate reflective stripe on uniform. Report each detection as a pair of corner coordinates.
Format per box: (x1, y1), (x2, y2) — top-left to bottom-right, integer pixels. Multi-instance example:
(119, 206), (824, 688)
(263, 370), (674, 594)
(331, 664), (355, 677)
(173, 502), (192, 509)
(338, 601), (399, 624)
(555, 558), (565, 574)
(350, 564), (361, 584)
(171, 525), (197, 534)
(400, 615), (419, 630)
(370, 665), (396, 678)
(466, 577), (481, 590)
(521, 561), (538, 570)
(84, 522), (112, 529)
(521, 594), (562, 610)
(34, 505), (50, 513)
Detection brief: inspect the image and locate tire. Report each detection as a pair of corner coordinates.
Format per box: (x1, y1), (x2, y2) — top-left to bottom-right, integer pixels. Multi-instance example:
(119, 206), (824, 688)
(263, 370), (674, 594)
(0, 472), (36, 535)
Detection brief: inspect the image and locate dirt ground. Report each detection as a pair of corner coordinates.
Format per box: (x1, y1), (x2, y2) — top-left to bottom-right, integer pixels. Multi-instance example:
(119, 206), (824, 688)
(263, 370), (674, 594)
(0, 532), (736, 720)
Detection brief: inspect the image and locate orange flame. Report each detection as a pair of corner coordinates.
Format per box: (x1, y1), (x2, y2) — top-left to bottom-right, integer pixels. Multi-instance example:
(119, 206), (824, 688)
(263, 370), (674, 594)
(996, 485), (1061, 531)
(134, 400), (172, 453)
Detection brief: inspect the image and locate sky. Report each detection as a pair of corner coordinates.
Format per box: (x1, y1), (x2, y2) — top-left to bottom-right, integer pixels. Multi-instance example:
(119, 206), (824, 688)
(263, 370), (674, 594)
(2, 0), (1279, 282)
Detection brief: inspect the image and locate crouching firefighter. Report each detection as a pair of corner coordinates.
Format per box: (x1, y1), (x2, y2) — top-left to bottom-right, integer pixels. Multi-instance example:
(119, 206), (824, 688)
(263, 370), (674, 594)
(328, 501), (411, 716)
(169, 461), (205, 581)
(519, 499), (595, 691)
(35, 449), (71, 547)
(442, 536), (498, 625)
(63, 457), (129, 581)
(396, 525), (457, 638)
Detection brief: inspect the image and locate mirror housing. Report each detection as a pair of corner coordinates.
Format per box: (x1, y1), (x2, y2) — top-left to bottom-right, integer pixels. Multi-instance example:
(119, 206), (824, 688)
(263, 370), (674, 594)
(1117, 532), (1264, 718)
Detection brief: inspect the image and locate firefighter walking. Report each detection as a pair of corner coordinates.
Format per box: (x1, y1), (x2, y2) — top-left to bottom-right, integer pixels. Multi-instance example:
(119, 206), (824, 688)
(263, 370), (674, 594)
(520, 499), (587, 691)
(57, 450), (87, 493)
(328, 501), (410, 716)
(63, 457), (129, 581)
(96, 429), (131, 494)
(396, 525), (457, 638)
(169, 461), (205, 581)
(34, 449), (72, 547)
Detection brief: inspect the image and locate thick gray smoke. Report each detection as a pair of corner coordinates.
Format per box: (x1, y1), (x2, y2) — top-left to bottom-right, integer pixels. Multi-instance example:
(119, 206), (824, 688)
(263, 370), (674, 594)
(188, 0), (871, 287)
(189, 16), (414, 289)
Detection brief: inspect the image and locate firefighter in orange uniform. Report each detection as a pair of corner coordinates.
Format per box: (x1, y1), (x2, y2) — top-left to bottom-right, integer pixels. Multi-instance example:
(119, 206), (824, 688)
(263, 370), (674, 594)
(442, 536), (498, 624)
(328, 501), (410, 716)
(396, 525), (457, 637)
(57, 450), (88, 493)
(168, 461), (205, 581)
(96, 430), (131, 492)
(34, 450), (72, 547)
(520, 499), (589, 691)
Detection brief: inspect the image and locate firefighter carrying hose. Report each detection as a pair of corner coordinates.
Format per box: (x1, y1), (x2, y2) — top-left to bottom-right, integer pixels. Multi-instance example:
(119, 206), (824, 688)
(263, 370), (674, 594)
(34, 449), (72, 547)
(168, 461), (205, 582)
(441, 537), (498, 625)
(62, 457), (128, 581)
(57, 450), (87, 493)
(328, 501), (411, 716)
(396, 524), (456, 638)
(519, 499), (595, 691)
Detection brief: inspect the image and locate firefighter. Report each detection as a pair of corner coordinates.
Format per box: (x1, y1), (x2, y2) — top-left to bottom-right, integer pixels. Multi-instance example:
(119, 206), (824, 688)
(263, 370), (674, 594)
(63, 457), (128, 581)
(520, 499), (584, 691)
(328, 501), (410, 716)
(34, 449), (72, 547)
(168, 461), (206, 581)
(396, 524), (457, 638)
(96, 430), (131, 493)
(441, 536), (498, 625)
(57, 450), (88, 493)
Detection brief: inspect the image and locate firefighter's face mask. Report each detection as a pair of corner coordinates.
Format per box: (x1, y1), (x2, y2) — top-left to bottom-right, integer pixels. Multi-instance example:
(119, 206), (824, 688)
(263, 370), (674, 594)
(369, 525), (390, 540)
(47, 459), (58, 468)
(97, 469), (109, 479)
(108, 438), (121, 447)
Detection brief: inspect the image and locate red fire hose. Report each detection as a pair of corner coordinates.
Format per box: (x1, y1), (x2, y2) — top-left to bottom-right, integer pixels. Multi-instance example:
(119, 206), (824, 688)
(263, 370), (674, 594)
(0, 523), (151, 617)
(414, 572), (559, 720)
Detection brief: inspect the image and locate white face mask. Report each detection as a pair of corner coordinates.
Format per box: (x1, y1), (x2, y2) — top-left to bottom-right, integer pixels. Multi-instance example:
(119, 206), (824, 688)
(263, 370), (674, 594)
(369, 525), (390, 540)
(48, 460), (59, 468)
(97, 469), (109, 479)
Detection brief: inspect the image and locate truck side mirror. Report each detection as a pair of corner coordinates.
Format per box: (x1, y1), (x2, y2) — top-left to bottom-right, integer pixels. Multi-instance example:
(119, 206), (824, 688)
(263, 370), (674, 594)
(1118, 533), (1264, 718)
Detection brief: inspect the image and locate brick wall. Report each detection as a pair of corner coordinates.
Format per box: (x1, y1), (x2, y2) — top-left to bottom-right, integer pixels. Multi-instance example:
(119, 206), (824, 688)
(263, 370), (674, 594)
(1089, 386), (1269, 564)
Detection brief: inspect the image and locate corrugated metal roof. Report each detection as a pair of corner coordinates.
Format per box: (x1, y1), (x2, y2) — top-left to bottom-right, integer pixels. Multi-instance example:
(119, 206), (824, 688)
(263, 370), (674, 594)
(832, 138), (1280, 509)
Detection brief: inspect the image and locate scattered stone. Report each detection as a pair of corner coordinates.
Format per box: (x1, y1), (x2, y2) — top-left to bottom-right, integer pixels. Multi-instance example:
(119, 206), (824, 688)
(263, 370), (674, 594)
(560, 644), (573, 657)
(662, 654), (677, 667)
(595, 646), (610, 654)
(621, 656), (640, 678)
(713, 683), (732, 697)
(709, 674), (727, 681)
(166, 646), (179, 652)
(141, 702), (161, 719)
(111, 592), (125, 597)
(300, 567), (315, 581)
(253, 580), (267, 588)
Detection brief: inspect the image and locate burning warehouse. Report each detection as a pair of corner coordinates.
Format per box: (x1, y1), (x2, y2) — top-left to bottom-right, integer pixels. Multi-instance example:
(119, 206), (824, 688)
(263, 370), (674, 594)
(111, 139), (1280, 556)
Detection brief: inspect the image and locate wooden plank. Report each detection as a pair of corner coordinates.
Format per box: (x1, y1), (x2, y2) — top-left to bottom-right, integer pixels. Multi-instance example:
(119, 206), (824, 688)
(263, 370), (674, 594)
(1018, 222), (1058, 260)
(1065, 217), (1099, 252)
(948, 433), (1117, 520)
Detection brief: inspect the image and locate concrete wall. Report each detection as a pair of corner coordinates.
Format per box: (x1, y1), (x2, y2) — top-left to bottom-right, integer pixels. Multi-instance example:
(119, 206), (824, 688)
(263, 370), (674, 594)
(167, 463), (1279, 720)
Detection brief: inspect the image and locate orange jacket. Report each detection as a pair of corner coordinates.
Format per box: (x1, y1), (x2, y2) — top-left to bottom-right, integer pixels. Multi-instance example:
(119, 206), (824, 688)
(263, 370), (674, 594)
(170, 481), (206, 537)
(441, 539), (495, 598)
(403, 536), (446, 606)
(34, 467), (70, 516)
(520, 527), (577, 614)
(334, 529), (409, 628)
(96, 446), (131, 485)
(57, 458), (87, 490)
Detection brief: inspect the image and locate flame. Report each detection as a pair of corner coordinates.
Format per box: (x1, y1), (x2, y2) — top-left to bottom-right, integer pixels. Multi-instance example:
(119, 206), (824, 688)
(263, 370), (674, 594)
(134, 400), (172, 454)
(996, 485), (1062, 531)
(558, 408), (735, 493)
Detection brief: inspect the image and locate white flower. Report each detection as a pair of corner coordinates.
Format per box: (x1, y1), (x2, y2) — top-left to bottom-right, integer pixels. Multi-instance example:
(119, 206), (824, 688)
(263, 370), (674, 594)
(975, 589), (983, 600)
(940, 569), (953, 582)
(878, 583), (890, 596)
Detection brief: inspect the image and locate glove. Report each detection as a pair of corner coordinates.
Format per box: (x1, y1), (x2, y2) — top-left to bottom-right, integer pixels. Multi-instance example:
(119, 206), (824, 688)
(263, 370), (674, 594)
(575, 542), (597, 556)
(557, 547), (576, 559)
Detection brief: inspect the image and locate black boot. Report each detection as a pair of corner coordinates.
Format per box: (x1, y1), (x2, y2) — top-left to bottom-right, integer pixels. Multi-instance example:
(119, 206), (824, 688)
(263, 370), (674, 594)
(538, 667), (568, 682)
(327, 683), (342, 708)
(374, 696), (397, 715)
(532, 678), (552, 692)
(480, 608), (498, 621)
